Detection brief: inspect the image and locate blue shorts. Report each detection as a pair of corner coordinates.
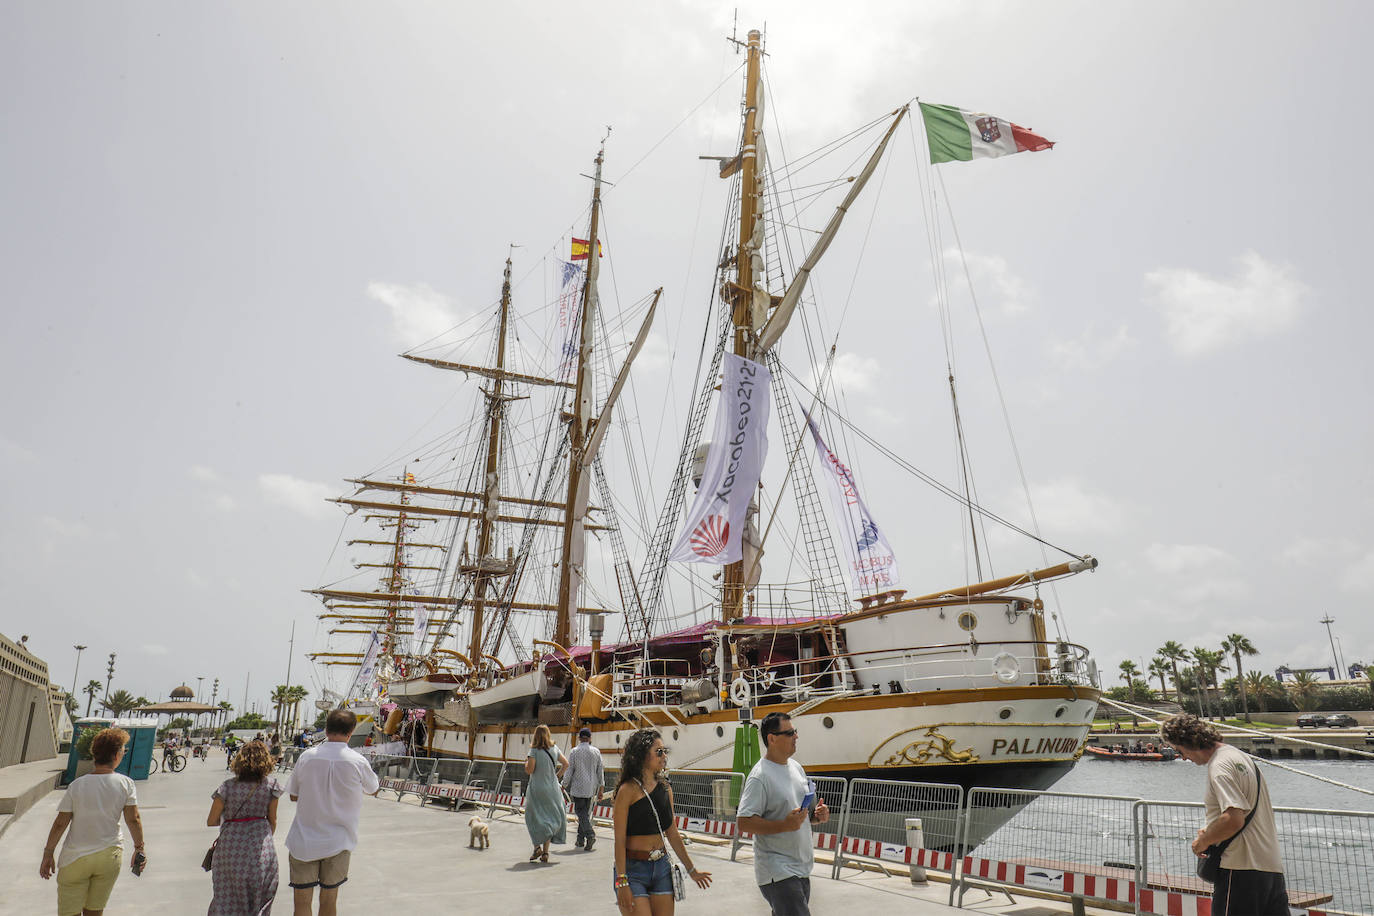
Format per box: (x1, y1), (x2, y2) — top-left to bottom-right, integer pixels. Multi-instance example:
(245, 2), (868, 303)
(620, 857), (673, 897)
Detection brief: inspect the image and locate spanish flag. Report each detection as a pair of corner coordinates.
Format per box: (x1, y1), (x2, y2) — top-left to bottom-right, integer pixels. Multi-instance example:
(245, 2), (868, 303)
(571, 238), (603, 261)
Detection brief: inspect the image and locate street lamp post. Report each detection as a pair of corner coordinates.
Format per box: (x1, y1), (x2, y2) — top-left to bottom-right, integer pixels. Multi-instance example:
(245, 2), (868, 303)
(69, 645), (87, 706)
(196, 676), (205, 704)
(1320, 616), (1341, 680)
(103, 653), (116, 715)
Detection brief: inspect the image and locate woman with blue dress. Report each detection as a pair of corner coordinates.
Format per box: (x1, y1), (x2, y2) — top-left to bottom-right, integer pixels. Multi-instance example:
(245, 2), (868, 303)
(524, 724), (568, 863)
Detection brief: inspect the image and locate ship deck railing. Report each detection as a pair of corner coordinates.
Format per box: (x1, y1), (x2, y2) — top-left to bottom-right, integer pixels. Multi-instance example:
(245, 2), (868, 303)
(609, 640), (1096, 711)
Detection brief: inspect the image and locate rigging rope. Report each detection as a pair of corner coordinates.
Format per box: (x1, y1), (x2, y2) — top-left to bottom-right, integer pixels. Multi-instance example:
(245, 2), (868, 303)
(1097, 696), (1374, 796)
(775, 359), (1085, 562)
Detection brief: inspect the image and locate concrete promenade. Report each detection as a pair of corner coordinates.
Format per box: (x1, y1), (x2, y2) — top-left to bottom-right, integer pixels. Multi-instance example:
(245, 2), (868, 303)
(0, 748), (1060, 915)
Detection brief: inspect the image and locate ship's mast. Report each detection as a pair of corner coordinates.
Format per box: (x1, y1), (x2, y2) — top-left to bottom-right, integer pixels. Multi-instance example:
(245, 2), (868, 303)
(555, 146), (606, 648)
(722, 28), (765, 621)
(383, 482), (411, 661)
(467, 257), (513, 666)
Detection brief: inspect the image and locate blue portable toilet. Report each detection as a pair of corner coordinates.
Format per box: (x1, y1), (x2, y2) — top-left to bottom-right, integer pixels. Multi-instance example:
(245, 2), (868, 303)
(64, 717), (160, 784)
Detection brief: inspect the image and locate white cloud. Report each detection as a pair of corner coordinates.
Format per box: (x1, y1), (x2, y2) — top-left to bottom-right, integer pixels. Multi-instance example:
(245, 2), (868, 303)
(945, 248), (1032, 316)
(1050, 324), (1133, 371)
(189, 465), (221, 483)
(41, 516), (92, 539)
(1281, 537), (1359, 567)
(367, 281), (467, 349)
(1340, 549), (1374, 592)
(1146, 251), (1308, 356)
(211, 493), (236, 512)
(814, 351), (880, 394)
(258, 473), (336, 519)
(1022, 478), (1125, 535)
(1144, 543), (1236, 575)
(142, 643), (169, 656)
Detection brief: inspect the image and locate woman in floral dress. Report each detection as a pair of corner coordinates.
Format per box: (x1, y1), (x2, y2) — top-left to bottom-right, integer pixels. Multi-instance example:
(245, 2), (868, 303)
(206, 740), (285, 915)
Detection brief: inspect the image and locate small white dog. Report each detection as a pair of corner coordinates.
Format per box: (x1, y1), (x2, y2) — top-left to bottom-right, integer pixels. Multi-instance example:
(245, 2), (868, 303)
(469, 815), (490, 849)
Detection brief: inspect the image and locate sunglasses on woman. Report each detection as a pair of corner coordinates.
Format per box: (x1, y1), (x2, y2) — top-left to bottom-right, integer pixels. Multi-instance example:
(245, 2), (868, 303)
(655, 748), (670, 758)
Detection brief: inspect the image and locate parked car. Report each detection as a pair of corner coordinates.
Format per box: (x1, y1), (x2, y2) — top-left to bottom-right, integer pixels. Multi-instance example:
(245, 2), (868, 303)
(1296, 714), (1327, 727)
(1324, 714), (1358, 728)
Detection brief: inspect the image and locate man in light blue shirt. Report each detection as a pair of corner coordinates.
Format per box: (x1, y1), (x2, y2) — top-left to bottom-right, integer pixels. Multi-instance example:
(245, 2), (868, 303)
(736, 712), (830, 915)
(561, 726), (605, 851)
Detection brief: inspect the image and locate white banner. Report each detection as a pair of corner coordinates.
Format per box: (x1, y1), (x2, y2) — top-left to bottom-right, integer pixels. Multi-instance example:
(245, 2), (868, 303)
(351, 631), (382, 700)
(556, 260), (584, 381)
(670, 353), (771, 564)
(804, 412), (901, 593)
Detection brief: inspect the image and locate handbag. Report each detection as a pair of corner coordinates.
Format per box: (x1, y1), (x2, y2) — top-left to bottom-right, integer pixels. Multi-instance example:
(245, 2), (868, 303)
(1195, 765), (1263, 883)
(633, 778), (686, 901)
(203, 783), (262, 873)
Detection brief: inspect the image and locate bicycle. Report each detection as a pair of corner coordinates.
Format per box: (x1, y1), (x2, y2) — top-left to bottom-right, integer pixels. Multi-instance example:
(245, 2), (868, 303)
(149, 750), (187, 774)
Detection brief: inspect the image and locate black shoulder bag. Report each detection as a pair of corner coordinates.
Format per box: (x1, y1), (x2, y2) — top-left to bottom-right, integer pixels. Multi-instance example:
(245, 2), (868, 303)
(1196, 764), (1263, 883)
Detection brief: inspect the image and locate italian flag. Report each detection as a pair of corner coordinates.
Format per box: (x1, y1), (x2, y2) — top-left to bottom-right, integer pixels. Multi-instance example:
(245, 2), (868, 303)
(918, 101), (1054, 164)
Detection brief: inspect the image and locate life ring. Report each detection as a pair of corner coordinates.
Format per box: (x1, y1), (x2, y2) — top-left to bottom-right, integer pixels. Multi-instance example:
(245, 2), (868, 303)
(730, 676), (752, 707)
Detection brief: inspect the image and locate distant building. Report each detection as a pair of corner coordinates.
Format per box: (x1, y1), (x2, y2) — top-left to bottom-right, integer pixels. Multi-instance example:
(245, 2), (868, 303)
(1274, 664), (1337, 682)
(0, 632), (59, 765)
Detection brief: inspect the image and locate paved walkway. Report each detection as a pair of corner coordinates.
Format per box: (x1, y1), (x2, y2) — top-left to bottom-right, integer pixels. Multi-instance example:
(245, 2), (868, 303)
(0, 749), (1064, 915)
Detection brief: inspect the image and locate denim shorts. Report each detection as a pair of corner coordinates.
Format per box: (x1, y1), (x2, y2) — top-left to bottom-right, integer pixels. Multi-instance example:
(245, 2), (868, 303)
(620, 857), (673, 897)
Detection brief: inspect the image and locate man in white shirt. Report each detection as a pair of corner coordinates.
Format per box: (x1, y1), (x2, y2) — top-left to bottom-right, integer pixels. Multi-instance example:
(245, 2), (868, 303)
(562, 726), (605, 850)
(1162, 714), (1288, 915)
(736, 713), (830, 916)
(285, 708), (381, 916)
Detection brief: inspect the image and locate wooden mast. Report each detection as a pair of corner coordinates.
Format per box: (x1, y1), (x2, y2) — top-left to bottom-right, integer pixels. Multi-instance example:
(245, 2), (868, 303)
(467, 257), (513, 668)
(555, 145), (605, 648)
(722, 28), (764, 621)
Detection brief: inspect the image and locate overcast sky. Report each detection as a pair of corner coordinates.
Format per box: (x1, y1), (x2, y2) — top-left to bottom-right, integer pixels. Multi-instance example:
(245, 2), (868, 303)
(4, 1), (1371, 716)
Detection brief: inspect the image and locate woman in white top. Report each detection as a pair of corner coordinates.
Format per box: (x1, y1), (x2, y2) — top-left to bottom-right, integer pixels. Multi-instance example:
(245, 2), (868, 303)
(38, 727), (146, 916)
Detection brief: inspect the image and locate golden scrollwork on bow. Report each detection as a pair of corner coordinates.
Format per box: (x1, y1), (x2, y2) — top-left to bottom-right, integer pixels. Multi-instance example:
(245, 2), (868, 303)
(873, 726), (980, 767)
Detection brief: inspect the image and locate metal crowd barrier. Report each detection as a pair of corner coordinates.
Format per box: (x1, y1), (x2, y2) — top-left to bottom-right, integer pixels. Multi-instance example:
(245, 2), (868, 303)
(1137, 799), (1374, 916)
(834, 778), (962, 881)
(953, 788), (1140, 911)
(343, 754), (1374, 916)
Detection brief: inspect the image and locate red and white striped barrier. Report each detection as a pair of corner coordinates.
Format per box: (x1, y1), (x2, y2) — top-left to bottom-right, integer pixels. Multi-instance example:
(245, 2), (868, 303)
(962, 856), (1143, 906)
(839, 837), (955, 871)
(1136, 888), (1210, 916)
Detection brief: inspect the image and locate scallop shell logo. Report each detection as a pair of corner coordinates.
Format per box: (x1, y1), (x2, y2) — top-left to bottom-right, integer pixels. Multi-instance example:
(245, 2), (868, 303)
(689, 515), (730, 558)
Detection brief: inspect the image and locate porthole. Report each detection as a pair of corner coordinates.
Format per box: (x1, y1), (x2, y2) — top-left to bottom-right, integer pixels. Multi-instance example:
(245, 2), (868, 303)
(615, 733), (621, 744)
(1054, 706), (1066, 719)
(822, 716), (834, 729)
(957, 611), (978, 631)
(1084, 708), (1093, 720)
(998, 706), (1013, 720)
(673, 729), (679, 741)
(716, 726), (724, 738)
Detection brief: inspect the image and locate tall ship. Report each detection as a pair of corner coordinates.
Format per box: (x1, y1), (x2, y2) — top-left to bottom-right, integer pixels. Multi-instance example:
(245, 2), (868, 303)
(309, 28), (1102, 815)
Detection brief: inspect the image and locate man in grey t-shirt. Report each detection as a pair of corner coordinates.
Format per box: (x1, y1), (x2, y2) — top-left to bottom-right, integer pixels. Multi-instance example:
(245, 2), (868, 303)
(737, 713), (830, 915)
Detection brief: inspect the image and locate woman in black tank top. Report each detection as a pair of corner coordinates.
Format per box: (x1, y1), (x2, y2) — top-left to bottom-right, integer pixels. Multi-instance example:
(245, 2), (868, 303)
(611, 729), (713, 914)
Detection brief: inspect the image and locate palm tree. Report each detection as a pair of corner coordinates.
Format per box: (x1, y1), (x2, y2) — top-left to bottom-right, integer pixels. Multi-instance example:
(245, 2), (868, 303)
(1221, 634), (1259, 723)
(287, 686), (309, 734)
(1244, 671), (1279, 713)
(1157, 641), (1189, 700)
(1288, 671), (1321, 711)
(1365, 668), (1374, 705)
(104, 689), (136, 717)
(1149, 657), (1171, 700)
(133, 696), (152, 709)
(1191, 648), (1230, 719)
(271, 685), (291, 737)
(64, 693), (78, 716)
(218, 701), (234, 731)
(83, 679), (102, 717)
(1118, 660), (1140, 702)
